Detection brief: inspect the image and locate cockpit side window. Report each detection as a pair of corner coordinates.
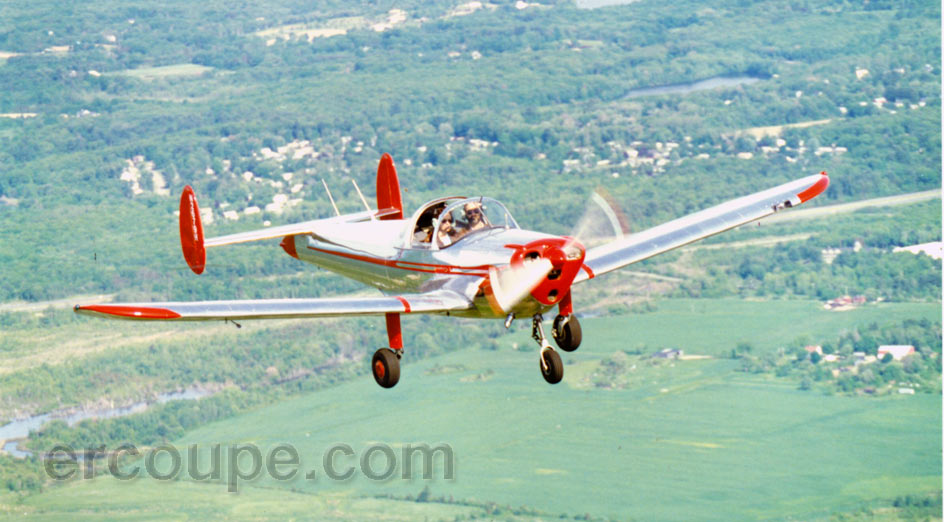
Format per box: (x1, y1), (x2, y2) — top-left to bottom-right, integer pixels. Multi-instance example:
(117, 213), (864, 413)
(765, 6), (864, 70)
(412, 202), (448, 246)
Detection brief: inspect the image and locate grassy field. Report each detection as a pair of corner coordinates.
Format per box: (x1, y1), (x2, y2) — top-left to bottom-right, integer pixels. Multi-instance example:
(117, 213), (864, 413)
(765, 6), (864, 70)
(6, 480), (487, 520)
(14, 299), (940, 520)
(109, 64), (214, 80)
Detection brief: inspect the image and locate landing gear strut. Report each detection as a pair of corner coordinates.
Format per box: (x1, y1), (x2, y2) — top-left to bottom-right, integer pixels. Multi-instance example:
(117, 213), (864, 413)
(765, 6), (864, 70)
(532, 314), (563, 384)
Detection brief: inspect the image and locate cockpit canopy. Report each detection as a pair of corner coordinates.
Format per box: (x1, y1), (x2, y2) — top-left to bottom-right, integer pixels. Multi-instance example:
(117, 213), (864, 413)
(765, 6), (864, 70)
(409, 197), (519, 249)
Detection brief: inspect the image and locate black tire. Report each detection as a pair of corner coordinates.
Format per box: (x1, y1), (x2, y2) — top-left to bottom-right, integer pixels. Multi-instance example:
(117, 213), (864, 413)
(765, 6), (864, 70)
(372, 348), (400, 388)
(540, 348), (563, 384)
(552, 314), (582, 352)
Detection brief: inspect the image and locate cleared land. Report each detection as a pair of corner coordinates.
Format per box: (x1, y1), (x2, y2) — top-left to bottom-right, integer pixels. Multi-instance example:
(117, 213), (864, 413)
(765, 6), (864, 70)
(109, 64), (213, 80)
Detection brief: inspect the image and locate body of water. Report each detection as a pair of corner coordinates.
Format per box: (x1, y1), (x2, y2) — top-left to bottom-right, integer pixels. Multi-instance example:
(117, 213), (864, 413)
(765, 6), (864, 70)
(0, 387), (212, 458)
(624, 76), (761, 99)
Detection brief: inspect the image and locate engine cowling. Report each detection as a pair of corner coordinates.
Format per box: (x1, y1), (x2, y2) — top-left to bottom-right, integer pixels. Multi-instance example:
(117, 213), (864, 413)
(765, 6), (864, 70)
(508, 238), (585, 306)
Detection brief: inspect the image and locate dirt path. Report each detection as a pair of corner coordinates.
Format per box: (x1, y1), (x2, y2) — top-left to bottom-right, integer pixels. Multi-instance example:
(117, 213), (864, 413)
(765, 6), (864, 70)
(0, 294), (116, 313)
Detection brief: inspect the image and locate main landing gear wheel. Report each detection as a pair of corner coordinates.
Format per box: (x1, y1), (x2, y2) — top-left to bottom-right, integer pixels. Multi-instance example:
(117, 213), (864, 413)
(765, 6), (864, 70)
(540, 348), (563, 384)
(552, 314), (582, 352)
(372, 348), (400, 388)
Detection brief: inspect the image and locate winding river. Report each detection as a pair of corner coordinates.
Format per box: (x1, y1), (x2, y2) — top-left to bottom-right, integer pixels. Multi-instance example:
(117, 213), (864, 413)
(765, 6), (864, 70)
(624, 76), (761, 99)
(0, 387), (211, 458)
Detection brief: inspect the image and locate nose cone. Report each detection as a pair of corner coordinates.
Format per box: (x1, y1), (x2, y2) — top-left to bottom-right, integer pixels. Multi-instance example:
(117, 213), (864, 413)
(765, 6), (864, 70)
(508, 238), (586, 306)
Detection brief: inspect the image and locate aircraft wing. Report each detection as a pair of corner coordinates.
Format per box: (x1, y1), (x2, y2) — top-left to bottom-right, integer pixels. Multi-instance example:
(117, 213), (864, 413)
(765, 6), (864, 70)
(575, 172), (829, 283)
(74, 290), (473, 321)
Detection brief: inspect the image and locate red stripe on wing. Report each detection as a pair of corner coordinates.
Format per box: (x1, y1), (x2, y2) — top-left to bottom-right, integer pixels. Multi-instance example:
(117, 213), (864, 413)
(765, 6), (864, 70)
(797, 172), (830, 203)
(77, 305), (182, 319)
(394, 296), (412, 313)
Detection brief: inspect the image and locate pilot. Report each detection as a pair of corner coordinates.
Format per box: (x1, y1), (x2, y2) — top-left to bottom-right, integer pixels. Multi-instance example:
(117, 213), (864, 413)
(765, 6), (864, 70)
(437, 212), (458, 247)
(462, 201), (487, 232)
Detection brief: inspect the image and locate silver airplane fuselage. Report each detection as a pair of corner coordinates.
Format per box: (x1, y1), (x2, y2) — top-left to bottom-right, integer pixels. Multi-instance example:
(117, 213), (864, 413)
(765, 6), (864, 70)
(292, 222), (562, 319)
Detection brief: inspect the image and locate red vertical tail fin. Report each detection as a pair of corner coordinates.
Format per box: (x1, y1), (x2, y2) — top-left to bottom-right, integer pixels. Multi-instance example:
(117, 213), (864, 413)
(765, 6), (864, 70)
(179, 185), (206, 274)
(376, 153), (403, 220)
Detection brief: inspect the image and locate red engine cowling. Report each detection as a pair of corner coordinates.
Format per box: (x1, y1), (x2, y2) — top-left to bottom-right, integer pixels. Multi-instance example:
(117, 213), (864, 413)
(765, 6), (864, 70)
(508, 238), (585, 306)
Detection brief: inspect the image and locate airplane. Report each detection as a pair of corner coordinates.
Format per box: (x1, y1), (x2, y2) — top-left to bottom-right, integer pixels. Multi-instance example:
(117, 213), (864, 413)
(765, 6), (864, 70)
(75, 154), (829, 388)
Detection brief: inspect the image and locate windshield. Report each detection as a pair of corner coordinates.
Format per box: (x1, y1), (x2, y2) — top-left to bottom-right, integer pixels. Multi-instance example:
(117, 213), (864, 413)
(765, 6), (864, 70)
(435, 197), (518, 248)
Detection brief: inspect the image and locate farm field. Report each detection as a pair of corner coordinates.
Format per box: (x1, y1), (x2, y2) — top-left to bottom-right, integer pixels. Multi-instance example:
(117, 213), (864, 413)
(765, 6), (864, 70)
(14, 299), (941, 520)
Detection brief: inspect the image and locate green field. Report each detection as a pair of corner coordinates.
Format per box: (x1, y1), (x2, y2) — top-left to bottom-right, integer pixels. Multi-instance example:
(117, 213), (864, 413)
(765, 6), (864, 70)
(109, 64), (214, 80)
(16, 299), (941, 520)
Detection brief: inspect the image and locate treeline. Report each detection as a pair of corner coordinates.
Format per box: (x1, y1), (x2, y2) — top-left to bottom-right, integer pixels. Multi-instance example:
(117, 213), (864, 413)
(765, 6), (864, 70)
(26, 389), (263, 453)
(737, 318), (942, 394)
(678, 245), (941, 302)
(0, 454), (45, 493)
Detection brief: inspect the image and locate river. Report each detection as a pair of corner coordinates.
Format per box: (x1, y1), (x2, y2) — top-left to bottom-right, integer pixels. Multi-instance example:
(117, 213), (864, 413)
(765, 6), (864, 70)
(0, 387), (212, 459)
(624, 76), (761, 99)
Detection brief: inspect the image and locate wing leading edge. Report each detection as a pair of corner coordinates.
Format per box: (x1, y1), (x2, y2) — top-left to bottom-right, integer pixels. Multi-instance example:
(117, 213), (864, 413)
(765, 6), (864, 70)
(576, 172), (829, 283)
(74, 290), (473, 321)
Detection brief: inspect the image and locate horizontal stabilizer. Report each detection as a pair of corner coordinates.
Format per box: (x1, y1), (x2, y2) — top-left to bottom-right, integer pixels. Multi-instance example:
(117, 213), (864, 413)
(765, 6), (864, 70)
(204, 207), (401, 248)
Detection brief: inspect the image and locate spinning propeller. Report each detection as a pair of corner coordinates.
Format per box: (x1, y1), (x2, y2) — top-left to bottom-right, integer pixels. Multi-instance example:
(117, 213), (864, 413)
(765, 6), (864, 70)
(485, 189), (628, 314)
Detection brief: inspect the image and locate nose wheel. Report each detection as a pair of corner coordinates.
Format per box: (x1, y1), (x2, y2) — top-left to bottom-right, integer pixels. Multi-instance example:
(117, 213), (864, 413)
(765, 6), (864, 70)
(532, 314), (563, 384)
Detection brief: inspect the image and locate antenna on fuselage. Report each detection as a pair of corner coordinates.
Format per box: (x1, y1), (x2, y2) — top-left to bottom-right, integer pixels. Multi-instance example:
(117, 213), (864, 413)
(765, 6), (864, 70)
(320, 179), (341, 217)
(350, 179), (375, 220)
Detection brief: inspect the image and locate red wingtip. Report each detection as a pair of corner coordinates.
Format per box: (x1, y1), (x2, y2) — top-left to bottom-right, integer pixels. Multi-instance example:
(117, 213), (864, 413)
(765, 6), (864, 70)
(376, 153), (403, 220)
(797, 171), (830, 203)
(76, 304), (181, 320)
(179, 185), (206, 274)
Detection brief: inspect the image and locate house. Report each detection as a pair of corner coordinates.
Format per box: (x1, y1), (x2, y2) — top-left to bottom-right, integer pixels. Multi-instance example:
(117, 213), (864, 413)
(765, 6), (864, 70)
(804, 345), (823, 355)
(878, 345), (915, 361)
(824, 295), (868, 309)
(653, 348), (683, 359)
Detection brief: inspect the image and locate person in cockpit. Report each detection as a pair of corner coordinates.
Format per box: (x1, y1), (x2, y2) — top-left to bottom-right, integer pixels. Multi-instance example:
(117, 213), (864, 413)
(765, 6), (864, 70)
(462, 201), (487, 232)
(414, 202), (448, 244)
(437, 211), (458, 247)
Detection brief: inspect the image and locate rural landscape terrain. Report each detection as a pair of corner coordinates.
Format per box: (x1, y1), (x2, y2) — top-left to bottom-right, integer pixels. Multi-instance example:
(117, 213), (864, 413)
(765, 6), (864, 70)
(0, 0), (940, 519)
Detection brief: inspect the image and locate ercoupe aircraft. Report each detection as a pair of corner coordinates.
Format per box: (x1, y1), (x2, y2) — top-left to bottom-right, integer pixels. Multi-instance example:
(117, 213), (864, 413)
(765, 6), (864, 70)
(75, 154), (829, 388)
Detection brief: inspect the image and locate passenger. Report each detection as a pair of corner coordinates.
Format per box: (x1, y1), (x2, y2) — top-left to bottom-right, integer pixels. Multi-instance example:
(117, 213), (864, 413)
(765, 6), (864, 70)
(437, 212), (458, 247)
